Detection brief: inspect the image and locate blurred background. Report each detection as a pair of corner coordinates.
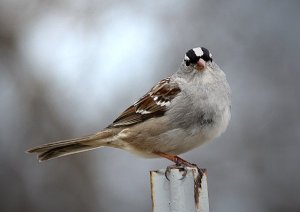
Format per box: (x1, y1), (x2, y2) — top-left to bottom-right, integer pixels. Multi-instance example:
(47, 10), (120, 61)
(0, 0), (300, 211)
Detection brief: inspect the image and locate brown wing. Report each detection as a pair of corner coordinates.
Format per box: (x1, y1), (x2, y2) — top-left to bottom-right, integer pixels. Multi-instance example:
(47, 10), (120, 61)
(109, 77), (181, 127)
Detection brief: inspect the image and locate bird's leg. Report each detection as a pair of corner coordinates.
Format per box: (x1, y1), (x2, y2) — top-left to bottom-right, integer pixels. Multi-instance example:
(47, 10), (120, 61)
(154, 151), (196, 166)
(153, 151), (198, 180)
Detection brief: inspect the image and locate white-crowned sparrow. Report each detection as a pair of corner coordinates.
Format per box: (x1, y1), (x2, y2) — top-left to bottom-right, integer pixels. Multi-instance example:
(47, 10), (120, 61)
(27, 47), (231, 165)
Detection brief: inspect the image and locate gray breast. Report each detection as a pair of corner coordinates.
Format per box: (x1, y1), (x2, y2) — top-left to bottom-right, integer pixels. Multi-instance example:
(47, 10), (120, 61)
(166, 88), (217, 130)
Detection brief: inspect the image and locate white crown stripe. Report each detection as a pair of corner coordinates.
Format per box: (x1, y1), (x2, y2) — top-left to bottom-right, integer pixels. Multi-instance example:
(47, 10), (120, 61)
(193, 47), (204, 57)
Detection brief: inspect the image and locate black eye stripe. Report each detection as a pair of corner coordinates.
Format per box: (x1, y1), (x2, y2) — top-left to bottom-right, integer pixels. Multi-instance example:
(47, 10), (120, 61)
(201, 47), (212, 62)
(186, 49), (200, 64)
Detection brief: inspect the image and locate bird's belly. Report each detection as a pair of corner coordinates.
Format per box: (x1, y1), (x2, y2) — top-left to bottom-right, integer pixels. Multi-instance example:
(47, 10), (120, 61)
(116, 106), (230, 157)
(118, 127), (214, 158)
(157, 107), (231, 155)
(116, 127), (206, 158)
(157, 127), (212, 155)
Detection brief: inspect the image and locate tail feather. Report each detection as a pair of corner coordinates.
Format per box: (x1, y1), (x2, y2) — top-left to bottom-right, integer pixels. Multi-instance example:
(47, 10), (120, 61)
(37, 142), (100, 161)
(27, 134), (97, 153)
(27, 130), (114, 162)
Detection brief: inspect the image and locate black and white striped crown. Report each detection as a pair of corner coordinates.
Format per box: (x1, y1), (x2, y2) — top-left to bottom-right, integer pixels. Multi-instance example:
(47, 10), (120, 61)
(184, 47), (213, 66)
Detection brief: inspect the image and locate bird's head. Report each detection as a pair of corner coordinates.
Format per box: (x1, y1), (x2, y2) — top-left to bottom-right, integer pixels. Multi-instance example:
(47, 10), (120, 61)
(183, 47), (213, 72)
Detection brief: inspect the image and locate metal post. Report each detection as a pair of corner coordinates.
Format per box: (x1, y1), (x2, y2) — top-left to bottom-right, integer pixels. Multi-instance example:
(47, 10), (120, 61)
(150, 167), (209, 212)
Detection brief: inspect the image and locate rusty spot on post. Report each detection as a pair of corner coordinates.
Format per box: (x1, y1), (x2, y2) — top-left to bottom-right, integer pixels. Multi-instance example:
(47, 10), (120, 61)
(150, 171), (157, 210)
(194, 168), (207, 207)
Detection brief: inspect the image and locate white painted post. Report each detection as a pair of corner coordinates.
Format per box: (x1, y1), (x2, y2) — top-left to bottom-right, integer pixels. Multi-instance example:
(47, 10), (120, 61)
(150, 167), (209, 212)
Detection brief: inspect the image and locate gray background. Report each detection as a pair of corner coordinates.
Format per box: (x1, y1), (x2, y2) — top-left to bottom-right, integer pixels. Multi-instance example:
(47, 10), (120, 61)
(0, 0), (299, 211)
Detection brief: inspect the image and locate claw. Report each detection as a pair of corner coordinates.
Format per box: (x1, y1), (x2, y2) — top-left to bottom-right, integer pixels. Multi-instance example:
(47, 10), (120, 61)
(164, 164), (192, 181)
(153, 151), (200, 180)
(178, 166), (188, 180)
(165, 164), (177, 181)
(165, 166), (171, 181)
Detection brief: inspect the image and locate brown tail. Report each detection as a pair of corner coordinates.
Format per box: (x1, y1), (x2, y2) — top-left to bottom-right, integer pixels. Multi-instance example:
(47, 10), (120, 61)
(27, 130), (113, 162)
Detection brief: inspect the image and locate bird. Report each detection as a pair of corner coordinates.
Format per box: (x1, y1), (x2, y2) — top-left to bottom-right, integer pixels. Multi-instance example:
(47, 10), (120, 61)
(27, 47), (231, 167)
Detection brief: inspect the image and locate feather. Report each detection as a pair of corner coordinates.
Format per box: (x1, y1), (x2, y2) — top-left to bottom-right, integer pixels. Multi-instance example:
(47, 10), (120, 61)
(110, 77), (181, 127)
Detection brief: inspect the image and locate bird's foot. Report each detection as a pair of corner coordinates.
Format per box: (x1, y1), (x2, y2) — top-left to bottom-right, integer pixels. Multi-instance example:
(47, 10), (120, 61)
(164, 164), (187, 180)
(153, 151), (199, 180)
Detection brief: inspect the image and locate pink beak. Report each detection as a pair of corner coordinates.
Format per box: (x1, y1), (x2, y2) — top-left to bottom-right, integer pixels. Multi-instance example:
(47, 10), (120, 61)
(196, 58), (206, 71)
